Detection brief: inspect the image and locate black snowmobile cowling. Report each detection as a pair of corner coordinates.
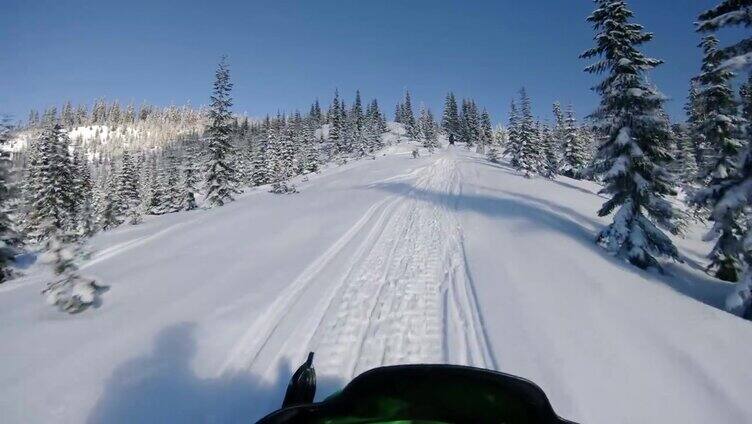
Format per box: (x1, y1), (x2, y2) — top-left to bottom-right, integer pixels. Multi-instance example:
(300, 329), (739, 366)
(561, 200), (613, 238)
(257, 354), (578, 424)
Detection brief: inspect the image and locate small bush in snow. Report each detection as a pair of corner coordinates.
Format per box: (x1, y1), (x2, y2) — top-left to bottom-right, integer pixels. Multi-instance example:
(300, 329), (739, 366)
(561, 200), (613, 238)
(41, 232), (104, 314)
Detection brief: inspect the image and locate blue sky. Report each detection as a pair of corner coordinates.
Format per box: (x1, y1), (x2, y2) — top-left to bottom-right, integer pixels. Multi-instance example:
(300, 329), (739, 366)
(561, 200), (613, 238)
(0, 0), (741, 125)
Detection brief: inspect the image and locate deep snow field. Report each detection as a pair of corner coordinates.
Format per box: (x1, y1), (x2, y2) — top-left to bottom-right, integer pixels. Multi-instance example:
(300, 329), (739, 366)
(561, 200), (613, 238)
(1, 142), (751, 423)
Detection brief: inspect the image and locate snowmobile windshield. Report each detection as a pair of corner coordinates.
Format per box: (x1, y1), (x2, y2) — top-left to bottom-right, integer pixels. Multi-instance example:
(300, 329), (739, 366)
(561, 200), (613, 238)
(256, 364), (577, 424)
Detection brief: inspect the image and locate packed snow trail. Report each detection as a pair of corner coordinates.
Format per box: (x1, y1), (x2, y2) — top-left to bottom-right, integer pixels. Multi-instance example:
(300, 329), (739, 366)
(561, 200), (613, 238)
(224, 154), (495, 385)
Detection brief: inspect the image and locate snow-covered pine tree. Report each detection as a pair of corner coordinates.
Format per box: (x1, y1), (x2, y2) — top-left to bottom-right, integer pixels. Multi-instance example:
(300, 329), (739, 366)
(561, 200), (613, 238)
(479, 109), (494, 156)
(61, 101), (74, 127)
(694, 36), (745, 183)
(27, 110), (40, 128)
(559, 105), (589, 179)
(551, 102), (566, 157)
(685, 81), (709, 171)
(694, 0), (752, 317)
(182, 143), (200, 211)
(41, 228), (103, 313)
(740, 72), (752, 124)
(701, 139), (752, 317)
(402, 90), (417, 139)
(0, 118), (20, 282)
(364, 99), (384, 152)
(301, 121), (320, 174)
(505, 99), (521, 167)
(540, 123), (558, 179)
(690, 36), (748, 281)
(204, 56), (240, 207)
(671, 123), (700, 185)
(250, 133), (269, 186)
(418, 105), (438, 151)
(347, 90), (367, 157)
(116, 151), (142, 225)
(697, 1), (752, 70)
(25, 123), (76, 242)
(441, 92), (461, 144)
(329, 90), (346, 154)
(691, 35), (747, 281)
(581, 0), (680, 270)
(97, 161), (122, 230)
(268, 122), (297, 194)
(516, 88), (542, 177)
(72, 149), (95, 237)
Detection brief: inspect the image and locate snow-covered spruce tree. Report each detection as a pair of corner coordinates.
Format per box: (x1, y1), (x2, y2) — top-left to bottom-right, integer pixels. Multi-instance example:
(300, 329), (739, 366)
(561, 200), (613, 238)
(695, 0), (752, 317)
(418, 105), (438, 151)
(25, 124), (76, 242)
(540, 123), (558, 179)
(740, 72), (752, 124)
(41, 227), (103, 314)
(0, 118), (20, 282)
(581, 0), (680, 270)
(181, 143), (199, 211)
(505, 99), (521, 167)
(691, 35), (747, 281)
(116, 151), (142, 225)
(364, 99), (385, 152)
(402, 90), (417, 139)
(268, 124), (297, 194)
(685, 81), (709, 171)
(394, 102), (404, 125)
(559, 105), (589, 179)
(703, 142), (752, 318)
(516, 88), (542, 178)
(441, 92), (461, 144)
(97, 161), (121, 230)
(329, 90), (346, 155)
(204, 56), (240, 207)
(671, 123), (700, 185)
(480, 109), (494, 156)
(72, 149), (95, 237)
(459, 99), (479, 147)
(347, 91), (367, 157)
(697, 1), (752, 70)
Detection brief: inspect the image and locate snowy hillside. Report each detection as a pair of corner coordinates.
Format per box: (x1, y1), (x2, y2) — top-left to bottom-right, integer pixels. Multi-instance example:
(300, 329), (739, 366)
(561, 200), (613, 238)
(1, 143), (751, 423)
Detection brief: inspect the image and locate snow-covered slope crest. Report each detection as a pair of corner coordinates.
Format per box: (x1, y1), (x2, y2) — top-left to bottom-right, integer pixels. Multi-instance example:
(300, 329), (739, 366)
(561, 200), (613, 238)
(0, 146), (750, 424)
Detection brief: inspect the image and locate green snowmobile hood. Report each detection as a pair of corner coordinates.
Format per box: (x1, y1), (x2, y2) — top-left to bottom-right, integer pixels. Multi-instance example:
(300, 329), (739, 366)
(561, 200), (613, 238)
(256, 364), (577, 424)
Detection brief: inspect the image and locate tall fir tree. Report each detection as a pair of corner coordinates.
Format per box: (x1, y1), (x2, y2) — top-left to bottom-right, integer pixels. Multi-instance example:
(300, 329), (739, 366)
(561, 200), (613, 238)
(418, 105), (438, 150)
(204, 56), (240, 207)
(560, 105), (589, 179)
(182, 144), (200, 211)
(441, 92), (461, 143)
(691, 35), (747, 281)
(25, 124), (76, 242)
(0, 118), (19, 282)
(329, 90), (346, 154)
(695, 0), (752, 319)
(402, 90), (417, 139)
(116, 151), (142, 225)
(516, 88), (542, 177)
(505, 99), (521, 167)
(540, 123), (558, 179)
(480, 109), (494, 155)
(581, 0), (680, 270)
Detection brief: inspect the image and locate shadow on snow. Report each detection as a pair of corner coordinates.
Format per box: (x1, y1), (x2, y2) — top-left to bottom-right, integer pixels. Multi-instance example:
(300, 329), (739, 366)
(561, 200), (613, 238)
(87, 323), (343, 424)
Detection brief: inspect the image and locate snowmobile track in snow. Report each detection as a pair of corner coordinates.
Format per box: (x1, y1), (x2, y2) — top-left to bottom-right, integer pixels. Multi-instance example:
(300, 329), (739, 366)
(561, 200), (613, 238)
(221, 153), (496, 382)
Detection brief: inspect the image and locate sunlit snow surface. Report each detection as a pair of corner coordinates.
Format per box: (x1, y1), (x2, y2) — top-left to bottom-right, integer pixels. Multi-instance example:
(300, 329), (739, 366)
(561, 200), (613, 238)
(1, 143), (750, 423)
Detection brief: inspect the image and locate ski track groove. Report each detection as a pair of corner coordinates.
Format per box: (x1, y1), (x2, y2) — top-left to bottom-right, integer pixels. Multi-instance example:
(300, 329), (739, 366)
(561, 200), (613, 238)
(226, 152), (497, 383)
